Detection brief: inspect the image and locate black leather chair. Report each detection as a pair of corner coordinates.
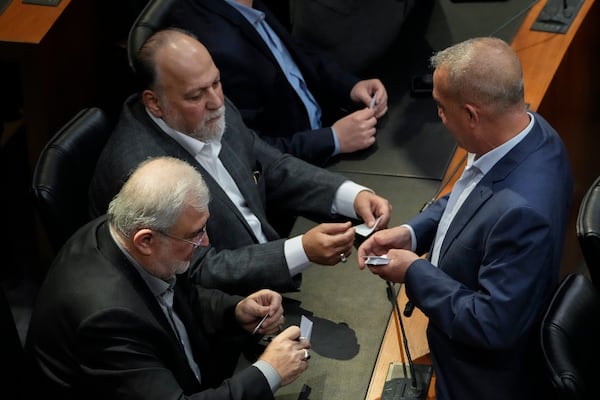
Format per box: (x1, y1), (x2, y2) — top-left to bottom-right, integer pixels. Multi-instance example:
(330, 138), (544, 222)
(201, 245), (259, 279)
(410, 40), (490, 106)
(0, 284), (25, 400)
(31, 107), (112, 253)
(540, 273), (600, 400)
(127, 0), (177, 71)
(576, 175), (600, 288)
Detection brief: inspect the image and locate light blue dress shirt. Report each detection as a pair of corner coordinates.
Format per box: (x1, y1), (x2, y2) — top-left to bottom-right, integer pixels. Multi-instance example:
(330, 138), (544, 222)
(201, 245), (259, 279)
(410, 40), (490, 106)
(224, 0), (341, 155)
(429, 113), (535, 265)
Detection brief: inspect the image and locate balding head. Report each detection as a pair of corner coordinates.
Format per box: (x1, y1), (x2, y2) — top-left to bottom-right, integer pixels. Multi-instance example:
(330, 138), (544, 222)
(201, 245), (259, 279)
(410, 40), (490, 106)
(431, 37), (524, 111)
(108, 156), (210, 239)
(134, 29), (215, 93)
(134, 29), (226, 141)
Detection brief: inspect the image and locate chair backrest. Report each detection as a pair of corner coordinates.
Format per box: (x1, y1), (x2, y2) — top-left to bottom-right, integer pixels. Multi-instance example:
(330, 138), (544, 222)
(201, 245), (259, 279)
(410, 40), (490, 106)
(540, 273), (600, 400)
(576, 175), (600, 288)
(127, 0), (178, 71)
(31, 107), (112, 253)
(0, 285), (25, 400)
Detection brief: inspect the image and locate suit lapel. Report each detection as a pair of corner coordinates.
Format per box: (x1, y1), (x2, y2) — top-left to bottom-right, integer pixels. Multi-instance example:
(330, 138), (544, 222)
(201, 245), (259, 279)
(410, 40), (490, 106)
(438, 119), (544, 263)
(144, 106), (265, 241)
(439, 184), (492, 262)
(219, 130), (280, 240)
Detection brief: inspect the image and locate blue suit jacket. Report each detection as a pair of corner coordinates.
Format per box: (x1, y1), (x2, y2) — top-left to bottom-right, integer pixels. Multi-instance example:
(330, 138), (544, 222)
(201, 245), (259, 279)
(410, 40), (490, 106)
(405, 113), (573, 400)
(170, 0), (360, 165)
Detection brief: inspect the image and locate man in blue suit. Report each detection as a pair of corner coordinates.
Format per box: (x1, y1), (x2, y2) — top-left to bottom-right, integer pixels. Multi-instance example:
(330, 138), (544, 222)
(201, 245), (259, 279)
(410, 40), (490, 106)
(357, 37), (573, 400)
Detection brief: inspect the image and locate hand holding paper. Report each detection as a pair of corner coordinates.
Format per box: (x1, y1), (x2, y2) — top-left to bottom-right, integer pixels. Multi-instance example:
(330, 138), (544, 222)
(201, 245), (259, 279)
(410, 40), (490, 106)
(300, 315), (313, 342)
(355, 216), (382, 237)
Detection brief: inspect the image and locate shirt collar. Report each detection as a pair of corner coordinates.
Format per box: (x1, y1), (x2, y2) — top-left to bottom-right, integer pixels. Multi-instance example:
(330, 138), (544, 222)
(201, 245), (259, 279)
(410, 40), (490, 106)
(146, 108), (221, 158)
(470, 112), (535, 176)
(225, 0), (265, 24)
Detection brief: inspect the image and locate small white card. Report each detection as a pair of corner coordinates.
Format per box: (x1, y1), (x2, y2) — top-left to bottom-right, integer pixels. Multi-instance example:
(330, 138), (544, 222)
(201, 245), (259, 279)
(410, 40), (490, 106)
(362, 255), (390, 266)
(355, 216), (382, 237)
(300, 315), (313, 341)
(369, 94), (378, 109)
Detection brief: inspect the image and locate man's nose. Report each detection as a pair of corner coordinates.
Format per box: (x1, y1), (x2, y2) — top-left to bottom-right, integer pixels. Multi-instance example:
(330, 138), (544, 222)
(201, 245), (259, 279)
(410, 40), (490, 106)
(206, 87), (223, 109)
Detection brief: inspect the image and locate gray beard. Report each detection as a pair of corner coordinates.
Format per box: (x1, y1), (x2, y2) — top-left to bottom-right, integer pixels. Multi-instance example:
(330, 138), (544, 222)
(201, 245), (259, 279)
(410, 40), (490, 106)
(189, 112), (225, 142)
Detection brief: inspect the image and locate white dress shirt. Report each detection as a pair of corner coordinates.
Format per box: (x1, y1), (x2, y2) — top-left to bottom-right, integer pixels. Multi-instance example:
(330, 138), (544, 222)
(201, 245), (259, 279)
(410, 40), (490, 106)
(148, 110), (368, 276)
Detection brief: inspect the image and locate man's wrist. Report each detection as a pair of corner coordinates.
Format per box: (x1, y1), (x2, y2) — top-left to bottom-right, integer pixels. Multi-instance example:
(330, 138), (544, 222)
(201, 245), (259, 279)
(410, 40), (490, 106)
(253, 360), (281, 393)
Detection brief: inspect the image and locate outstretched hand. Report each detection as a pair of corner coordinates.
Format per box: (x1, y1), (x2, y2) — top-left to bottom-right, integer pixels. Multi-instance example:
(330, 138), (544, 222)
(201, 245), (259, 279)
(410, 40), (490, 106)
(302, 222), (355, 265)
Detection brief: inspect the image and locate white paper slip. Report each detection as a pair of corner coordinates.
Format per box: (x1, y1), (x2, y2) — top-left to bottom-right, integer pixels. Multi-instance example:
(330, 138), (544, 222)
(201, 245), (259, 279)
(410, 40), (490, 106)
(355, 216), (382, 237)
(252, 313), (269, 335)
(300, 315), (313, 341)
(362, 255), (390, 266)
(369, 93), (378, 109)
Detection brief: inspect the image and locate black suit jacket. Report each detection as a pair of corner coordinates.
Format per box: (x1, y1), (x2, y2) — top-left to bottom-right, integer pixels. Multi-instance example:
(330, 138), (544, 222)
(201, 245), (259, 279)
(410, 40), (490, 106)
(170, 0), (360, 165)
(89, 95), (349, 295)
(25, 217), (273, 400)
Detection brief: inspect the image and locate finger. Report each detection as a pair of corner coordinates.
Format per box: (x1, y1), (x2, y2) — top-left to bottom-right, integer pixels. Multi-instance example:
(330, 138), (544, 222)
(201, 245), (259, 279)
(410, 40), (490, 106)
(276, 325), (301, 341)
(317, 221), (353, 235)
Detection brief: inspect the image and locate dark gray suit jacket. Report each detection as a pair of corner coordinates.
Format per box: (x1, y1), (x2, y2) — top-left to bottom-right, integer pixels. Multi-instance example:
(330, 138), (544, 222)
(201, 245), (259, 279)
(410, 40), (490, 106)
(89, 94), (349, 295)
(25, 217), (272, 400)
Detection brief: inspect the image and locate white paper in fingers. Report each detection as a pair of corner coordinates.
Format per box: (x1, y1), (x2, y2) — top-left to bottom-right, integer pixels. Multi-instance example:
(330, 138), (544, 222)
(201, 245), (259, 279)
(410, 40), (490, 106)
(362, 255), (390, 266)
(355, 216), (382, 237)
(300, 315), (313, 341)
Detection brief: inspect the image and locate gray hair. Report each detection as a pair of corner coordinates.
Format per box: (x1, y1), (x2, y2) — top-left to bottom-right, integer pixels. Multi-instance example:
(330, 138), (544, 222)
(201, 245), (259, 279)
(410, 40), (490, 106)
(430, 37), (524, 110)
(108, 156), (210, 238)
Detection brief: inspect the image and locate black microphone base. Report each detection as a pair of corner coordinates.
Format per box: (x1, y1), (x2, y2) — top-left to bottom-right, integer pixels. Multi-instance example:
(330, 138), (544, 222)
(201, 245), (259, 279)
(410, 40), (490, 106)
(381, 362), (433, 400)
(531, 0), (584, 34)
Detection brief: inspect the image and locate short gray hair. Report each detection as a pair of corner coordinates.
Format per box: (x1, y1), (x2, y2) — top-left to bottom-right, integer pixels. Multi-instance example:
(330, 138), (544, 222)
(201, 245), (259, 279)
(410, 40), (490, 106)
(108, 156), (210, 238)
(430, 37), (524, 110)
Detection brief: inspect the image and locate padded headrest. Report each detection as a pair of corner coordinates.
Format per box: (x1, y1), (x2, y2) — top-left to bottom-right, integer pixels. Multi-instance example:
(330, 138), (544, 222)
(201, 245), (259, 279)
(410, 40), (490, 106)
(127, 0), (178, 71)
(31, 108), (112, 252)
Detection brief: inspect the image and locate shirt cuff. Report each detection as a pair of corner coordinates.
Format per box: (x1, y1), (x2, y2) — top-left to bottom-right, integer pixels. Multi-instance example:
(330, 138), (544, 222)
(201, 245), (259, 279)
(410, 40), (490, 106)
(401, 224), (417, 252)
(332, 181), (372, 219)
(253, 360), (281, 393)
(330, 127), (340, 156)
(285, 235), (311, 276)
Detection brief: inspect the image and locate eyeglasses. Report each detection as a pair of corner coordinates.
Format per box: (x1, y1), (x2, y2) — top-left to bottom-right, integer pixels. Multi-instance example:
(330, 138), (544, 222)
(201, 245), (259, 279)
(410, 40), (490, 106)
(156, 226), (207, 249)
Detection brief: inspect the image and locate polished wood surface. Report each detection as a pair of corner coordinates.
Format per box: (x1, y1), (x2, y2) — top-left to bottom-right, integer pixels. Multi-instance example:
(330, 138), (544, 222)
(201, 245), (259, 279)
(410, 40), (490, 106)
(0, 0), (71, 44)
(0, 0), (97, 168)
(1, 0), (100, 269)
(366, 1), (599, 398)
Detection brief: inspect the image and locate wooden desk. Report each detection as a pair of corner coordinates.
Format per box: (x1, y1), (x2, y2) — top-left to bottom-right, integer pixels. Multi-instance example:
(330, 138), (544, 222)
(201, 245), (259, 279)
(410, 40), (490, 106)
(0, 0), (97, 167)
(0, 0), (101, 271)
(366, 0), (600, 398)
(0, 0), (71, 43)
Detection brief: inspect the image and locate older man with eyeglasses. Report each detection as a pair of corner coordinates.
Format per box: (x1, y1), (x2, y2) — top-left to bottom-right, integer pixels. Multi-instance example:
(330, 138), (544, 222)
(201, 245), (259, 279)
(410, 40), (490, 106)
(25, 156), (312, 400)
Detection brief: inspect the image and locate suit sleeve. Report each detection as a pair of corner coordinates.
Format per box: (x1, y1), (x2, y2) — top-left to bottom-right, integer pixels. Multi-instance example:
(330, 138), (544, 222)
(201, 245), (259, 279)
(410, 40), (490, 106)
(70, 309), (274, 400)
(191, 240), (300, 296)
(258, 126), (336, 167)
(405, 206), (554, 350)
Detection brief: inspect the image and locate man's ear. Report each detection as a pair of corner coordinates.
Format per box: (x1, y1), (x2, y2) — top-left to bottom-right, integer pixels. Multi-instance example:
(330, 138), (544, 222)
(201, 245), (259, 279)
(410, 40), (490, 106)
(132, 228), (156, 256)
(464, 103), (479, 125)
(143, 89), (162, 117)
